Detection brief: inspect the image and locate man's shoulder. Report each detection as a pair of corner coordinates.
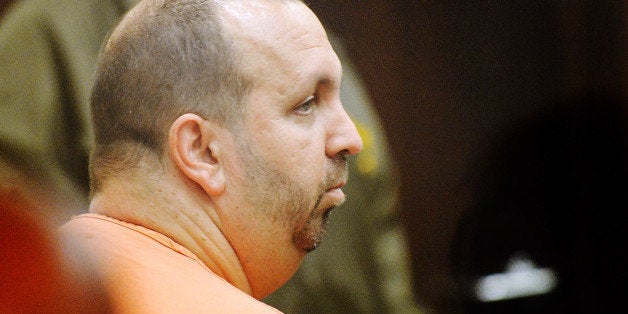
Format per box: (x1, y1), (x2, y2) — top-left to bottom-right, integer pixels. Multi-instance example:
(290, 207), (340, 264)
(59, 213), (189, 263)
(59, 213), (282, 313)
(59, 213), (162, 265)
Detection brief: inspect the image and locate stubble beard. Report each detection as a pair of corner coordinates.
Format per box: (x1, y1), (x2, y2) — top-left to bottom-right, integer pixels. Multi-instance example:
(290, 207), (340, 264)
(237, 141), (347, 253)
(293, 199), (336, 253)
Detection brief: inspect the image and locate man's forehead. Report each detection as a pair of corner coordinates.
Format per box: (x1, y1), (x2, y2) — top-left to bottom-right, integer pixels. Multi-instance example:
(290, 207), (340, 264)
(216, 0), (303, 14)
(217, 0), (326, 41)
(221, 1), (330, 67)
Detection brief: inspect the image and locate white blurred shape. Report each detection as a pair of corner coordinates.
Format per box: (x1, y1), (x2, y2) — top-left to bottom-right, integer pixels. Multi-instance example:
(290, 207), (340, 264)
(474, 253), (558, 302)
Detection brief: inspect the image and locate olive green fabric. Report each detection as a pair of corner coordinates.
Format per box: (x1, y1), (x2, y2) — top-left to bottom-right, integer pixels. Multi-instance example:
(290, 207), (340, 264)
(0, 0), (133, 217)
(0, 1), (420, 312)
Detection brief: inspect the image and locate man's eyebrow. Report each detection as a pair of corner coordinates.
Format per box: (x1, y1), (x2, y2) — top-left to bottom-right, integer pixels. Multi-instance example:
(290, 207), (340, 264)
(316, 75), (339, 87)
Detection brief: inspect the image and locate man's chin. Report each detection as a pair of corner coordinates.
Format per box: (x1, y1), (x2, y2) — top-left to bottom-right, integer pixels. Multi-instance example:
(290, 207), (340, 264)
(303, 243), (318, 253)
(293, 204), (337, 253)
(294, 229), (326, 253)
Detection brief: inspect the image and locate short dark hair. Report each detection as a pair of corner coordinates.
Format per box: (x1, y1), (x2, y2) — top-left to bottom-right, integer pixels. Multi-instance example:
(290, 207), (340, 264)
(89, 0), (250, 193)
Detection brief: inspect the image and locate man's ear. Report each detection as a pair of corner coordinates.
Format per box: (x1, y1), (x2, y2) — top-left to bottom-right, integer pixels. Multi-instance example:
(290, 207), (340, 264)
(168, 113), (225, 196)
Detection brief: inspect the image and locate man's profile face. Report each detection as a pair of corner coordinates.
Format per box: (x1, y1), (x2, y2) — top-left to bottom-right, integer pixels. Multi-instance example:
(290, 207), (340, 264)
(213, 0), (362, 296)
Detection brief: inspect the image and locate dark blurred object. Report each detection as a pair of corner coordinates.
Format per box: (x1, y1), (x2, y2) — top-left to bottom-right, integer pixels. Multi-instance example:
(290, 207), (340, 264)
(307, 1), (625, 311)
(0, 0), (10, 16)
(451, 93), (627, 313)
(0, 188), (111, 313)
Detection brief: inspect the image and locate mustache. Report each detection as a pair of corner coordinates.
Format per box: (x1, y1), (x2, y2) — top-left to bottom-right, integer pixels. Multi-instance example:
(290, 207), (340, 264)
(323, 158), (348, 191)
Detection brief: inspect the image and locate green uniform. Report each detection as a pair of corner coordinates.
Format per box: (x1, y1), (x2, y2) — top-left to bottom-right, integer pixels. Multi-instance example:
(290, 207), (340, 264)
(0, 1), (420, 312)
(0, 0), (136, 216)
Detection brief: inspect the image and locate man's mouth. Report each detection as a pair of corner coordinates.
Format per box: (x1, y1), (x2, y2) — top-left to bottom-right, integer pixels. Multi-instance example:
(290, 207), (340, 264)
(322, 184), (346, 211)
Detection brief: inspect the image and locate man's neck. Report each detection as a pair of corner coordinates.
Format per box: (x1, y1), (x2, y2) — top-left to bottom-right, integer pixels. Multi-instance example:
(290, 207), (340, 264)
(88, 176), (253, 296)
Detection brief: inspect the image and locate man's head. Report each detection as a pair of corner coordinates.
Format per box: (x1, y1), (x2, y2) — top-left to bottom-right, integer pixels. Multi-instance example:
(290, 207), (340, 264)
(90, 0), (249, 191)
(89, 0), (362, 298)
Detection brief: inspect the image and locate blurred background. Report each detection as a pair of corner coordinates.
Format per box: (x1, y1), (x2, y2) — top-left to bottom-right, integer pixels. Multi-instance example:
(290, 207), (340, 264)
(1, 1), (626, 313)
(305, 1), (626, 313)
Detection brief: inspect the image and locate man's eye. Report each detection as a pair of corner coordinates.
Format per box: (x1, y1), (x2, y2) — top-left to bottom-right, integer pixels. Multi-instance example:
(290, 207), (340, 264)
(294, 96), (315, 115)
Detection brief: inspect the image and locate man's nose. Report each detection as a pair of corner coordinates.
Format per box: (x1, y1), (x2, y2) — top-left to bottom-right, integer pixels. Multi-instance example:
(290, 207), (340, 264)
(326, 105), (363, 159)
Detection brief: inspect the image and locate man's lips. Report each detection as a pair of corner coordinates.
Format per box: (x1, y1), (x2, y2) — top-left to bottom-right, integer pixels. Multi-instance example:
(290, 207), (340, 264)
(328, 181), (346, 191)
(324, 182), (347, 206)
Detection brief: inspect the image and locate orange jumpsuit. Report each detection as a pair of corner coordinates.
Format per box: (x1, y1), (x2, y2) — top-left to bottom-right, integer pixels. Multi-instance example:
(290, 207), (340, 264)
(60, 213), (282, 313)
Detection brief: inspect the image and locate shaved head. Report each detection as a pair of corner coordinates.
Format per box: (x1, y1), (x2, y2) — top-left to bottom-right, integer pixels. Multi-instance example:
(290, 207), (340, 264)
(90, 0), (249, 192)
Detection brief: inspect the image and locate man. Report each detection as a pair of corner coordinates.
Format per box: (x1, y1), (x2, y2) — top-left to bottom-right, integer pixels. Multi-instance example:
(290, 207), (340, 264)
(1, 0), (420, 312)
(60, 0), (362, 311)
